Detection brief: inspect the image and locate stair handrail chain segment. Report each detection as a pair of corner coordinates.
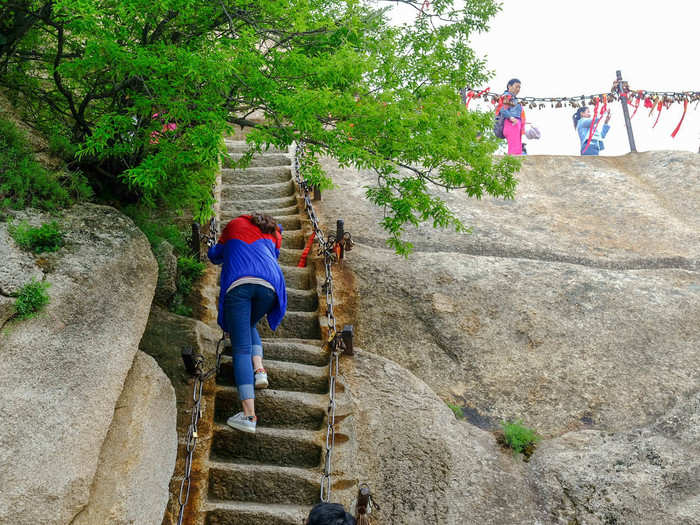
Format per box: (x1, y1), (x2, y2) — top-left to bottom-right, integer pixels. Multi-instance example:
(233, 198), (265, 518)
(292, 141), (349, 503)
(175, 261), (226, 525)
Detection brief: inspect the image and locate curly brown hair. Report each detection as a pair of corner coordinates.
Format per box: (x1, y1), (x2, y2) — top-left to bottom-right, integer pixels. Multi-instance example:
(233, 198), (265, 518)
(249, 213), (277, 234)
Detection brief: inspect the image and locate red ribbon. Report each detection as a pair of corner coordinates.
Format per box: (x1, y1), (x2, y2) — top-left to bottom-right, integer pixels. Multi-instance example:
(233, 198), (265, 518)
(629, 91), (643, 119)
(652, 100), (663, 128)
(465, 90), (475, 108)
(465, 87), (489, 109)
(582, 97), (600, 154)
(671, 99), (688, 138)
(297, 231), (316, 268)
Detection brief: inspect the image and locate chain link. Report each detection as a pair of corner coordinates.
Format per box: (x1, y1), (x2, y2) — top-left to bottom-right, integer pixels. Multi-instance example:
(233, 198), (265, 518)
(293, 141), (346, 502)
(176, 336), (225, 525)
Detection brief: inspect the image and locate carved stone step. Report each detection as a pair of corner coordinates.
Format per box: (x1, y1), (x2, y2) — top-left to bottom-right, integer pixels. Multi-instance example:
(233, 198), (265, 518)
(220, 195), (297, 213)
(221, 180), (294, 201)
(210, 424), (321, 468)
(280, 265), (313, 290)
(224, 140), (289, 154)
(286, 288), (317, 312)
(228, 152), (291, 167)
(217, 359), (328, 394)
(214, 387), (325, 430)
(223, 339), (327, 367)
(278, 247), (304, 266)
(209, 462), (319, 505)
(260, 339), (328, 366)
(257, 311), (320, 339)
(204, 501), (310, 525)
(221, 166), (292, 185)
(281, 229), (305, 249)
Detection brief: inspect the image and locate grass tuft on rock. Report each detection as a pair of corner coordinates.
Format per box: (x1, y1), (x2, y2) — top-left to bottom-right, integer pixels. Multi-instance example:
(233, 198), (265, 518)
(9, 220), (64, 253)
(500, 419), (541, 459)
(14, 279), (50, 319)
(446, 401), (464, 419)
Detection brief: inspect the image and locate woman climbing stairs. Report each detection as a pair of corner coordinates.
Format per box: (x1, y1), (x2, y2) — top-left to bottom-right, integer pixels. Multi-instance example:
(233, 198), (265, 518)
(203, 139), (330, 525)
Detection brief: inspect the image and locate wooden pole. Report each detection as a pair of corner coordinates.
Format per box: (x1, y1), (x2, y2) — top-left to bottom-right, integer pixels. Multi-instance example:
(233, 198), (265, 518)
(616, 70), (637, 152)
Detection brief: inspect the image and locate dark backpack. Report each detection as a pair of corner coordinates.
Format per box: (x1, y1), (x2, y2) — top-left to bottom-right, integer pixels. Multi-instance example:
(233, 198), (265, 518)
(493, 113), (505, 139)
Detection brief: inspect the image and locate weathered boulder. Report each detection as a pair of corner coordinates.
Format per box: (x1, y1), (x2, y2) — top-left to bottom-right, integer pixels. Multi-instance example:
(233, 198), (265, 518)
(73, 351), (177, 525)
(139, 305), (221, 524)
(0, 204), (158, 525)
(154, 240), (178, 306)
(0, 295), (15, 326)
(316, 152), (700, 523)
(319, 152), (700, 436)
(0, 223), (43, 295)
(344, 349), (542, 524)
(529, 392), (700, 524)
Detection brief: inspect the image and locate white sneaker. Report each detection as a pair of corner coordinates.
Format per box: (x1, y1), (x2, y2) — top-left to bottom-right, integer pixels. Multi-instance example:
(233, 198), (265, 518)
(226, 412), (256, 433)
(254, 368), (269, 389)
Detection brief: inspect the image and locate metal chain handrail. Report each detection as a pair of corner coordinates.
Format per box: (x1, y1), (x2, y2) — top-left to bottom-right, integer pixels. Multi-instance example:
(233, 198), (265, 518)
(293, 141), (347, 502)
(175, 300), (225, 524)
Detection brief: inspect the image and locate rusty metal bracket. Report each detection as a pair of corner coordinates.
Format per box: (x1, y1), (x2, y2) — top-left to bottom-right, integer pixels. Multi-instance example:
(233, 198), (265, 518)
(341, 325), (354, 356)
(356, 483), (379, 524)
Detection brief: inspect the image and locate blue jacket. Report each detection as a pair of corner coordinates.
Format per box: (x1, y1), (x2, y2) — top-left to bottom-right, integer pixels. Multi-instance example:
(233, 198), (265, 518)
(499, 91), (523, 120)
(577, 117), (610, 148)
(207, 215), (287, 331)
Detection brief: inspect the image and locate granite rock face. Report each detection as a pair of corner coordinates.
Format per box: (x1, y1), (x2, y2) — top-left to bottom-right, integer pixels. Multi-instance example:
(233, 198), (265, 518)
(0, 204), (160, 525)
(73, 351), (177, 525)
(346, 350), (541, 525)
(318, 152), (700, 524)
(154, 240), (178, 306)
(529, 392), (700, 524)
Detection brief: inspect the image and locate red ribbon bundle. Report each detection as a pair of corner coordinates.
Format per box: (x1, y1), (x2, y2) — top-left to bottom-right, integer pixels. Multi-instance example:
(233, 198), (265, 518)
(671, 99), (688, 138)
(582, 97), (600, 154)
(464, 87), (489, 108)
(652, 100), (663, 128)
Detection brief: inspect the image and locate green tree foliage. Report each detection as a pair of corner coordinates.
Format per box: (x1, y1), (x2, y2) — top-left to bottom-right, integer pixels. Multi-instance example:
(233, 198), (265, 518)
(1, 0), (519, 253)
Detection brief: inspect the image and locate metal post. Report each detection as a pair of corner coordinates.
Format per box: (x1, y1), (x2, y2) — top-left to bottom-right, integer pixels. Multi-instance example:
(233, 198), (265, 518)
(190, 222), (201, 260)
(616, 70), (637, 153)
(459, 88), (467, 105)
(336, 219), (344, 260)
(313, 184), (321, 200)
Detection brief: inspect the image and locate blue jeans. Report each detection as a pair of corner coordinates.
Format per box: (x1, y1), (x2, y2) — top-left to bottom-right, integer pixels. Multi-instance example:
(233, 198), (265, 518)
(223, 284), (277, 401)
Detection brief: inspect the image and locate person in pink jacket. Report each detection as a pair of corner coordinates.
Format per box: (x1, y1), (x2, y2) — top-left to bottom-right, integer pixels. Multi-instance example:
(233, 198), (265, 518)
(499, 78), (525, 155)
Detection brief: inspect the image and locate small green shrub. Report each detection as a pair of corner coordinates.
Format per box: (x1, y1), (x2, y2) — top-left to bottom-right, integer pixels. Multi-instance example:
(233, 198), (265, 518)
(170, 255), (206, 317)
(123, 205), (189, 254)
(446, 402), (464, 419)
(501, 420), (541, 456)
(14, 280), (50, 319)
(172, 303), (193, 317)
(177, 256), (206, 296)
(9, 220), (64, 253)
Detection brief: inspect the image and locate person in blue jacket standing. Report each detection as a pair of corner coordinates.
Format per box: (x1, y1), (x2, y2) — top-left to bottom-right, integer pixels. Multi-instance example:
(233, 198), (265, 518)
(574, 106), (611, 155)
(208, 212), (287, 433)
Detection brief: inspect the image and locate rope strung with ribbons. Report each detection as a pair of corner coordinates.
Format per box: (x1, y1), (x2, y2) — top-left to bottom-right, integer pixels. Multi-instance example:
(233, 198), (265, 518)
(464, 86), (700, 138)
(293, 141), (353, 502)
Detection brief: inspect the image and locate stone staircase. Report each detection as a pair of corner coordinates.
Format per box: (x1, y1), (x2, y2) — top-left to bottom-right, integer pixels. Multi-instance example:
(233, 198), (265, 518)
(203, 139), (330, 525)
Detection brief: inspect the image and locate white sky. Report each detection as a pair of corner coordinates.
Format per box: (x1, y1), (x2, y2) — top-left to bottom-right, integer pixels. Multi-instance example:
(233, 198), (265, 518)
(386, 0), (700, 155)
